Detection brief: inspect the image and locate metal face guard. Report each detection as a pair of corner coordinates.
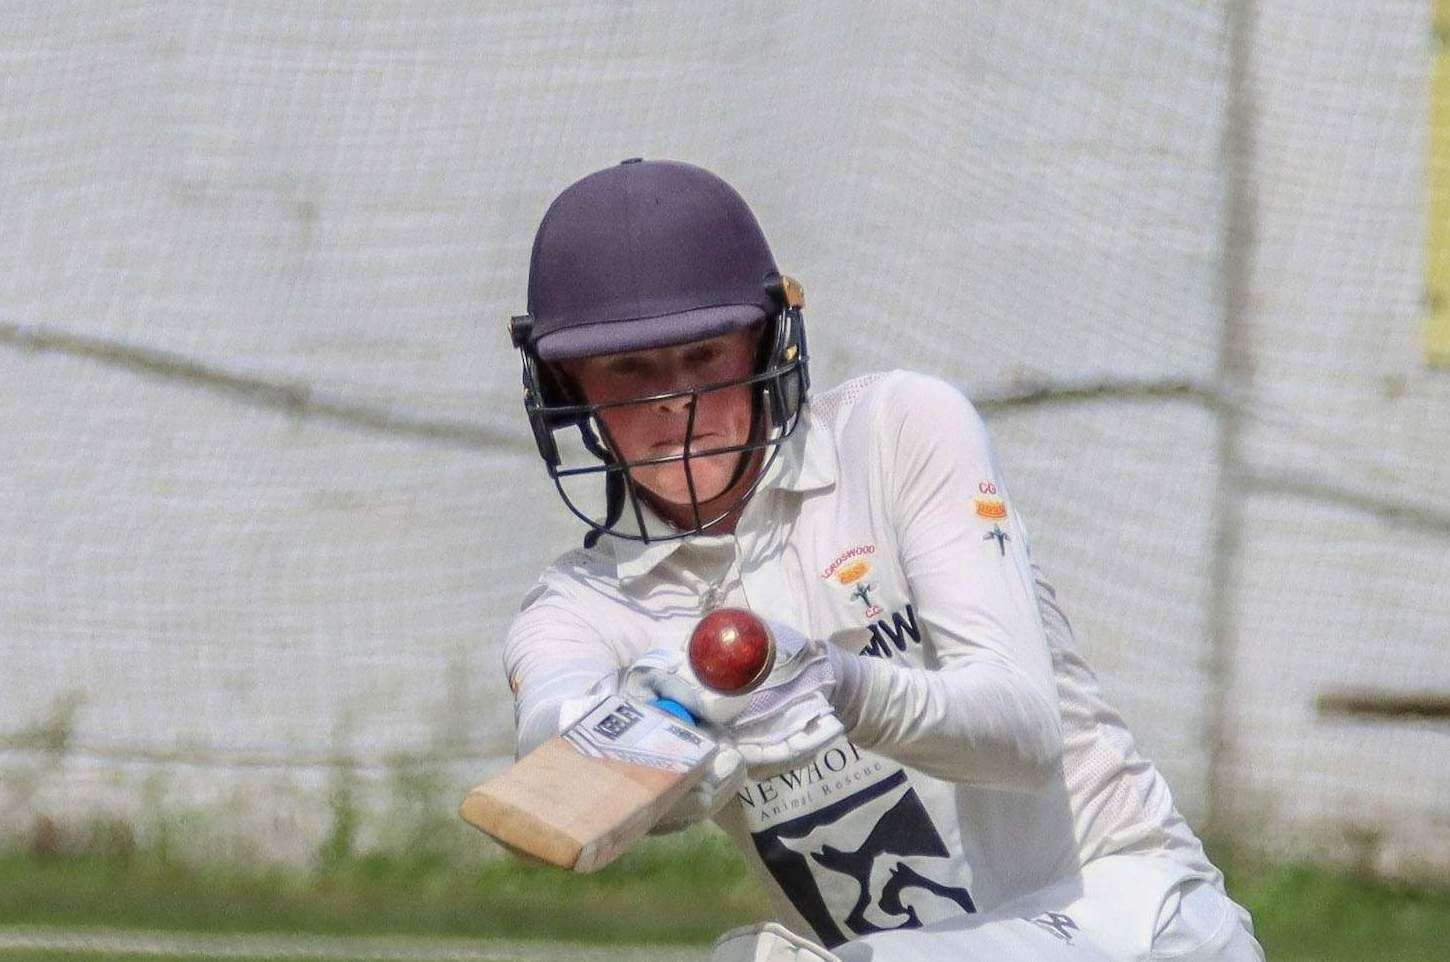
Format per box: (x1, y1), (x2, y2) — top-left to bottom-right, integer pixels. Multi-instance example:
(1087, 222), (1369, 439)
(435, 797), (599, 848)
(544, 362), (808, 543)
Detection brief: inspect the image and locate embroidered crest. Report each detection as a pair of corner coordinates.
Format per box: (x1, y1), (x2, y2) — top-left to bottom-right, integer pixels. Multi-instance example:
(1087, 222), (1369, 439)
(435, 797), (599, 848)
(823, 546), (883, 618)
(848, 580), (884, 619)
(821, 545), (877, 581)
(836, 558), (870, 585)
(973, 497), (1008, 521)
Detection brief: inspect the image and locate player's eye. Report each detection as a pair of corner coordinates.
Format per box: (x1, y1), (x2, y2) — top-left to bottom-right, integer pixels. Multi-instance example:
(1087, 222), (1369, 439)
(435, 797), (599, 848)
(683, 344), (721, 367)
(604, 356), (651, 378)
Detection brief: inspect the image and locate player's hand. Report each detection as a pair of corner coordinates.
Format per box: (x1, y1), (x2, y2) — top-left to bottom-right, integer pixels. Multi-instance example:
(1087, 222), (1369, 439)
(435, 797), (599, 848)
(617, 650), (748, 830)
(723, 620), (846, 775)
(622, 624), (849, 777)
(649, 743), (746, 834)
(621, 648), (753, 726)
(548, 677), (745, 834)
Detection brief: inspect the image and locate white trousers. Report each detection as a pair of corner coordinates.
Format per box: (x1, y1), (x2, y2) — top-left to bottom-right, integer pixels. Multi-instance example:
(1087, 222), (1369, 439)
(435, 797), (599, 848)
(713, 854), (1265, 962)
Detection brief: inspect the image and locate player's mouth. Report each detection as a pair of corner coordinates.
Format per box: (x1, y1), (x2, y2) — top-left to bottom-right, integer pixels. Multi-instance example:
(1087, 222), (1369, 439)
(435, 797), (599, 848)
(651, 433), (717, 456)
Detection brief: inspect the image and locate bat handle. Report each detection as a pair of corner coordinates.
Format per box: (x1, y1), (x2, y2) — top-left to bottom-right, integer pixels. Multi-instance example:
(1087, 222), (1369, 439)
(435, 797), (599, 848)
(653, 698), (696, 725)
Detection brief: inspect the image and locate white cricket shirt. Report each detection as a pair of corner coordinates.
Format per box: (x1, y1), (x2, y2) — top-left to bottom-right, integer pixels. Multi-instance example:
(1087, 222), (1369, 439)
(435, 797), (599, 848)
(504, 370), (1222, 949)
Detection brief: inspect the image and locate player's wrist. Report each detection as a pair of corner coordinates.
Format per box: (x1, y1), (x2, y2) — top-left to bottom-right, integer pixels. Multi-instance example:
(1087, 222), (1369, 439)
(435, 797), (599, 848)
(821, 641), (867, 731)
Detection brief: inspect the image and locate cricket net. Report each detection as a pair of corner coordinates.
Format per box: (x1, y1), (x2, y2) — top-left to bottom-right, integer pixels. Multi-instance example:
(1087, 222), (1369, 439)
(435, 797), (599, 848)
(2, 0), (1447, 874)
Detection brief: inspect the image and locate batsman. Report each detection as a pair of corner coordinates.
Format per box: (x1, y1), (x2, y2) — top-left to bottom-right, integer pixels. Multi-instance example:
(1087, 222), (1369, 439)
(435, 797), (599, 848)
(499, 159), (1265, 962)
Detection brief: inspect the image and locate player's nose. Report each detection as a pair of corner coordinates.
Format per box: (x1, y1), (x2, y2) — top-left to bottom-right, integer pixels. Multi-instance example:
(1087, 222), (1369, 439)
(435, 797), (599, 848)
(650, 374), (697, 414)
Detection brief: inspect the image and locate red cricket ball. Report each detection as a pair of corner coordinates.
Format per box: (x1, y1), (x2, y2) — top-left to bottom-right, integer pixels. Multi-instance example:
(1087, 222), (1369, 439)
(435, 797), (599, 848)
(688, 607), (776, 694)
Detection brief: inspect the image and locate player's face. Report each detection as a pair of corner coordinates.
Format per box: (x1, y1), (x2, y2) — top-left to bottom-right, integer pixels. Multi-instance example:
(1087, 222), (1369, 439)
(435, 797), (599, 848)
(562, 327), (761, 515)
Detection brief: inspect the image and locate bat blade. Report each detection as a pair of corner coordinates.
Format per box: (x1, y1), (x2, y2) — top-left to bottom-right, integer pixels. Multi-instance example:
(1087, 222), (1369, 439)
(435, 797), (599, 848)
(459, 695), (717, 872)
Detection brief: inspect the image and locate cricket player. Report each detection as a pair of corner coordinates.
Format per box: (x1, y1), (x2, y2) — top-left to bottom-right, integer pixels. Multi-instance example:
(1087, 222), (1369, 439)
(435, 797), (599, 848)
(502, 159), (1265, 961)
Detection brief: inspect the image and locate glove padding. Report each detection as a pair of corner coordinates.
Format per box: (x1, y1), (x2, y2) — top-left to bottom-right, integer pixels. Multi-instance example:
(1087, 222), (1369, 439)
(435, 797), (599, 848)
(649, 743), (746, 834)
(622, 620), (846, 777)
(555, 684), (746, 834)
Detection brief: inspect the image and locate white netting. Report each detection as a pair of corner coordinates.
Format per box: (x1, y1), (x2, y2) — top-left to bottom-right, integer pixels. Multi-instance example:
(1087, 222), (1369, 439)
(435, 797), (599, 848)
(2, 0), (1446, 871)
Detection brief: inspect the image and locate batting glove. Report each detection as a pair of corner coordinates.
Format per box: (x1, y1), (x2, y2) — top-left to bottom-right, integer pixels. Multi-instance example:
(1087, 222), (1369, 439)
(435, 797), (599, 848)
(722, 621), (848, 775)
(623, 623), (856, 778)
(621, 648), (752, 726)
(649, 743), (747, 834)
(618, 650), (748, 830)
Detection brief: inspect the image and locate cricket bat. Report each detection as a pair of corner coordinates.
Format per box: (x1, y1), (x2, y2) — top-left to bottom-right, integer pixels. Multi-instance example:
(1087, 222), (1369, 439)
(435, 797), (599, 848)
(458, 694), (716, 872)
(459, 607), (775, 873)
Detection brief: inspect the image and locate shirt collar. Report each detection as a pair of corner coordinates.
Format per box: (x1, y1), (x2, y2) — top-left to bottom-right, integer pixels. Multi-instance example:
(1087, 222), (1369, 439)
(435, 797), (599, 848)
(605, 407), (836, 584)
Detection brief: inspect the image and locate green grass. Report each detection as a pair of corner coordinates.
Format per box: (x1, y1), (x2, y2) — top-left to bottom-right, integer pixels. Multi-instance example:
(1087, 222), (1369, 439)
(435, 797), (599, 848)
(1223, 854), (1450, 962)
(5, 830), (1450, 960)
(0, 951), (696, 962)
(1, 827), (767, 946)
(0, 955), (273, 962)
(0, 955), (356, 962)
(0, 937), (704, 962)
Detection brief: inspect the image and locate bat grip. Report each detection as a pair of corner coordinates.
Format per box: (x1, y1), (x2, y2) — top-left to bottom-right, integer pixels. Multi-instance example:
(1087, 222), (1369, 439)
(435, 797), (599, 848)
(653, 698), (696, 725)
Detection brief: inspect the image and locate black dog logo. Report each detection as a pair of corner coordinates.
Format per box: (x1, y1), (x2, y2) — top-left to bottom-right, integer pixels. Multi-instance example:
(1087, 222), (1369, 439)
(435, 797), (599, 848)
(752, 770), (975, 947)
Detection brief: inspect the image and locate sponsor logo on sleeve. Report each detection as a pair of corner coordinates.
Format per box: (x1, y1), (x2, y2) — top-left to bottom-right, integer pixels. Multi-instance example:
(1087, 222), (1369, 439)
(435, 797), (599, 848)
(975, 480), (1009, 521)
(974, 497), (1008, 520)
(855, 604), (923, 660)
(982, 524), (1011, 556)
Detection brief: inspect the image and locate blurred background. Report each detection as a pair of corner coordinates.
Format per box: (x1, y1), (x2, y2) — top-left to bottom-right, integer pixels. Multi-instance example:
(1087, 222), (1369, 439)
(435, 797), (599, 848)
(2, 1), (1447, 959)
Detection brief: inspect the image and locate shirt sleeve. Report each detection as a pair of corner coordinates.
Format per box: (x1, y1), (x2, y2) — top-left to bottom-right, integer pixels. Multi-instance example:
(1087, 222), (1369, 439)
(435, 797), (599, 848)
(837, 372), (1063, 791)
(502, 576), (626, 758)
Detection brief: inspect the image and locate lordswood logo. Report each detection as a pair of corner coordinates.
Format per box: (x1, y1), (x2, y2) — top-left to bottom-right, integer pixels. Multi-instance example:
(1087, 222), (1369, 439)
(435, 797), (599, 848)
(835, 558), (871, 585)
(821, 544), (876, 581)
